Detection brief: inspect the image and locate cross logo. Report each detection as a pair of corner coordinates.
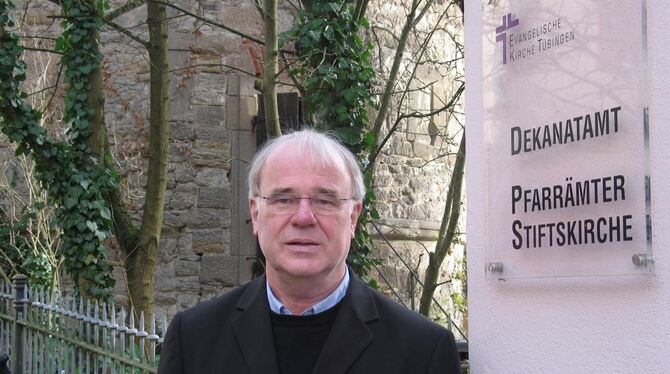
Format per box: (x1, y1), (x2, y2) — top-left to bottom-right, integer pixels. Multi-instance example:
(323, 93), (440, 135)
(496, 13), (520, 64)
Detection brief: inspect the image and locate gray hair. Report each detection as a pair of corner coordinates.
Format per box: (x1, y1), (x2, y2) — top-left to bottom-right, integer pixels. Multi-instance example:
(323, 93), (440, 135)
(247, 129), (365, 201)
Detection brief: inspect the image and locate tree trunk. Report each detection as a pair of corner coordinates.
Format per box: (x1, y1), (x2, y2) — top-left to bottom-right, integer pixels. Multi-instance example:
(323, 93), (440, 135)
(81, 1), (109, 299)
(87, 29), (106, 157)
(121, 0), (169, 316)
(419, 133), (465, 316)
(263, 0), (281, 137)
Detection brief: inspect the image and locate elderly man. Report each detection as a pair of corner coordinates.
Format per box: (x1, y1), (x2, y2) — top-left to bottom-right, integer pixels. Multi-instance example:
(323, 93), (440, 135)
(158, 129), (460, 374)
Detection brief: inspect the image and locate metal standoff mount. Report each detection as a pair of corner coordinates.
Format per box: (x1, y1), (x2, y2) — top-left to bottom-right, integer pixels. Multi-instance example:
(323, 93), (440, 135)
(487, 262), (504, 273)
(632, 254), (653, 267)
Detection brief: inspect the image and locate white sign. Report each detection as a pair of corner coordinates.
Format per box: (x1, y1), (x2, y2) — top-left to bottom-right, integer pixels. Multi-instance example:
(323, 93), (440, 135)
(483, 0), (651, 278)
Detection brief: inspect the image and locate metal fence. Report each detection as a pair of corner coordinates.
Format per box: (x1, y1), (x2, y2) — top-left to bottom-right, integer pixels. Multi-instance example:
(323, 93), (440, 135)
(0, 275), (166, 374)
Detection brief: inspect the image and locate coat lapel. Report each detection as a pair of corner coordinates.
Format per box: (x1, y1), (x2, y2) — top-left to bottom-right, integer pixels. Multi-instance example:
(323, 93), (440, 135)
(311, 274), (378, 374)
(231, 276), (280, 374)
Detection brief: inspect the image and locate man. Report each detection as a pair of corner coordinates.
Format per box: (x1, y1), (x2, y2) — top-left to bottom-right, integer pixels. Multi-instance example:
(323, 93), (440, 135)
(158, 129), (461, 373)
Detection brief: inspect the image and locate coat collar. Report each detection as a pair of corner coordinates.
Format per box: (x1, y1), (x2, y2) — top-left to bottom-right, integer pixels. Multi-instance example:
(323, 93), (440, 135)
(232, 276), (280, 374)
(231, 270), (378, 374)
(311, 273), (377, 374)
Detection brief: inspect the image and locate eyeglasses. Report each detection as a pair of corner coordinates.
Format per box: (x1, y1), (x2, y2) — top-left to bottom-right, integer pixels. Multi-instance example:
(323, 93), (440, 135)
(257, 193), (355, 215)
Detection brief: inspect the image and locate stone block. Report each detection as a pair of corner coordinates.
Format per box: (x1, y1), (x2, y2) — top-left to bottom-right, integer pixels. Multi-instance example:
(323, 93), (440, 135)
(176, 276), (201, 292)
(391, 136), (413, 157)
(163, 210), (189, 229)
(168, 29), (197, 50)
(193, 73), (227, 104)
(155, 263), (176, 292)
(171, 121), (195, 141)
(166, 174), (176, 190)
(177, 233), (196, 258)
(222, 54), (255, 78)
(220, 6), (263, 37)
(191, 147), (231, 168)
(154, 293), (177, 307)
(169, 77), (195, 122)
(173, 163), (195, 183)
(227, 75), (241, 96)
(178, 293), (201, 309)
(168, 50), (190, 73)
(195, 167), (229, 186)
(196, 125), (229, 144)
(170, 183), (198, 210)
(240, 75), (260, 99)
(194, 29), (240, 55)
(175, 259), (201, 277)
(407, 158), (427, 168)
(200, 254), (238, 286)
(168, 142), (192, 163)
(159, 237), (178, 262)
(201, 285), (226, 301)
(27, 5), (59, 26)
(191, 228), (227, 254)
(188, 207), (229, 229)
(413, 140), (432, 161)
(226, 75), (257, 97)
(194, 105), (225, 125)
(195, 55), (224, 74)
(198, 186), (231, 208)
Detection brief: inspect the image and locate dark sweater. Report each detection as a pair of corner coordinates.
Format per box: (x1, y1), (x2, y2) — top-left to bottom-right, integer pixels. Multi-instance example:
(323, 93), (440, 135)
(270, 303), (341, 374)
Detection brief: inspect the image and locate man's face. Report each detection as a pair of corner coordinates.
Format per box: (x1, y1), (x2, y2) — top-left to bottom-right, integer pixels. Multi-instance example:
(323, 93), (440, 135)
(249, 145), (362, 282)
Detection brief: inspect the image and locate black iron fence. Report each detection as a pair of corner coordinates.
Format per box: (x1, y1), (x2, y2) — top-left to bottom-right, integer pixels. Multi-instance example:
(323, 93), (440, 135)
(0, 275), (165, 373)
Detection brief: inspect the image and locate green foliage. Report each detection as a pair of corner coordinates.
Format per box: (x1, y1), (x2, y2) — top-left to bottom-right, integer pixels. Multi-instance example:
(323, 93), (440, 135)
(282, 0), (375, 152)
(450, 254), (467, 314)
(0, 205), (54, 288)
(282, 0), (380, 282)
(0, 0), (116, 299)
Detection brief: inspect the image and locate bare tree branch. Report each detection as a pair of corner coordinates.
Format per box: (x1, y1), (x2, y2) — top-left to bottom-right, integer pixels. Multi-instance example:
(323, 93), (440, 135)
(155, 0), (265, 46)
(100, 16), (149, 48)
(106, 0), (145, 21)
(20, 46), (63, 55)
(366, 83), (464, 170)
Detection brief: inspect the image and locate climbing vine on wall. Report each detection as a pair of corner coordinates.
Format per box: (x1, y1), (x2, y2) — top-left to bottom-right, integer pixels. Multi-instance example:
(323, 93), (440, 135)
(283, 1), (375, 151)
(0, 0), (116, 299)
(282, 0), (380, 282)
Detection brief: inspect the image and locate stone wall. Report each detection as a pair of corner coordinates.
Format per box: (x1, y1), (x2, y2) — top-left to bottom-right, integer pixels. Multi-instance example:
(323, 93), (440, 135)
(98, 0), (296, 317)
(364, 1), (466, 331)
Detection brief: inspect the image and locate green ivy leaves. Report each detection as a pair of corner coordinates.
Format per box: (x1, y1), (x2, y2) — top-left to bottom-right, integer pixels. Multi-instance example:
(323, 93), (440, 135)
(0, 0), (116, 299)
(283, 1), (376, 152)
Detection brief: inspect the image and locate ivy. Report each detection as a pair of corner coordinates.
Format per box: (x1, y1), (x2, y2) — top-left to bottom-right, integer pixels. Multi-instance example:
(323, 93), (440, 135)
(0, 204), (55, 288)
(0, 0), (116, 299)
(283, 1), (375, 151)
(282, 0), (380, 282)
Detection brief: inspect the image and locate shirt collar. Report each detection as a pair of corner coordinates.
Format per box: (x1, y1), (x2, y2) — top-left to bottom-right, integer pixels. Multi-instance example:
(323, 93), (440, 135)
(266, 268), (350, 316)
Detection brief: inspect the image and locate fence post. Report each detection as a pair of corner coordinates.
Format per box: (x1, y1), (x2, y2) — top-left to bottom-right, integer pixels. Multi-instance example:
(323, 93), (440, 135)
(11, 274), (28, 374)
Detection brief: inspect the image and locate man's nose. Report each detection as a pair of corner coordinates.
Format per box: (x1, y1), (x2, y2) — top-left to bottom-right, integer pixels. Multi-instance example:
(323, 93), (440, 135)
(291, 198), (317, 225)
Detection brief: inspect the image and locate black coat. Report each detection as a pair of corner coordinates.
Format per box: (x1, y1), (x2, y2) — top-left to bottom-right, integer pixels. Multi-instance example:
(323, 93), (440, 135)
(158, 273), (460, 374)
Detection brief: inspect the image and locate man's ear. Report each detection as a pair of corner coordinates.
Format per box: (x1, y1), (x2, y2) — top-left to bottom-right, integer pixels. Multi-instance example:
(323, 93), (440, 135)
(349, 201), (363, 236)
(249, 197), (259, 235)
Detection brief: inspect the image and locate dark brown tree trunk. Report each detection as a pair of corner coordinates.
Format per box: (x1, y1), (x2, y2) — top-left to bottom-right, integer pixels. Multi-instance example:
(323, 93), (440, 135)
(121, 0), (169, 316)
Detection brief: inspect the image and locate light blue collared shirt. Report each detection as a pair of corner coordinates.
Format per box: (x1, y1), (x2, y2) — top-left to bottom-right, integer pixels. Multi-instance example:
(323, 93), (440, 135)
(266, 268), (350, 316)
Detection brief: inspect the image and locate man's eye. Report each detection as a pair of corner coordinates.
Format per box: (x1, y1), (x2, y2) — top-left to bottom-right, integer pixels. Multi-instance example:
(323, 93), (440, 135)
(272, 196), (295, 204)
(314, 198), (336, 206)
